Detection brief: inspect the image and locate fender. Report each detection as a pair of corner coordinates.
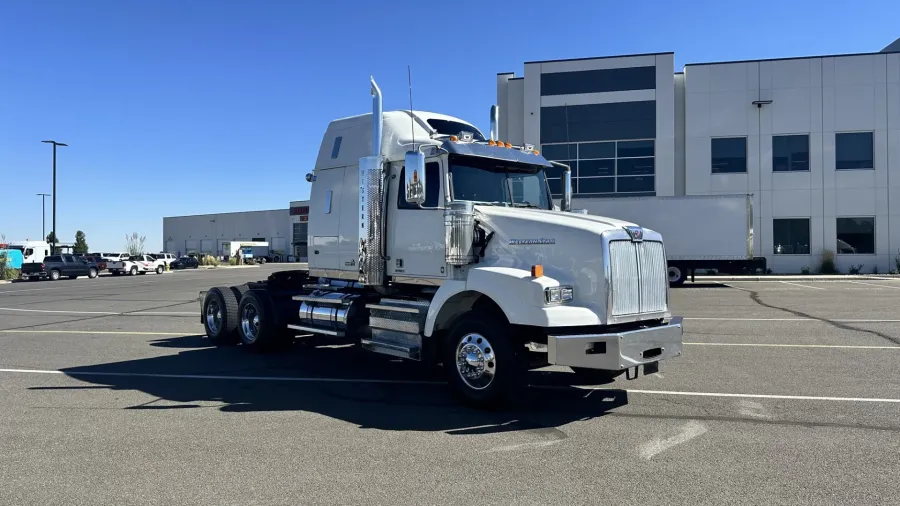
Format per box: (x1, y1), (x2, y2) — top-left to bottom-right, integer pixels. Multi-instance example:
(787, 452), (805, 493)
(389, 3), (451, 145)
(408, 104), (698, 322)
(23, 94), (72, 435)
(424, 266), (561, 336)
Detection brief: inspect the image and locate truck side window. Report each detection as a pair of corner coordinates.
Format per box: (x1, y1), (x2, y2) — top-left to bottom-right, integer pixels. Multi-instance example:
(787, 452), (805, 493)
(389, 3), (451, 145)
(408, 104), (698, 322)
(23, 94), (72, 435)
(398, 162), (441, 209)
(24, 248), (33, 256)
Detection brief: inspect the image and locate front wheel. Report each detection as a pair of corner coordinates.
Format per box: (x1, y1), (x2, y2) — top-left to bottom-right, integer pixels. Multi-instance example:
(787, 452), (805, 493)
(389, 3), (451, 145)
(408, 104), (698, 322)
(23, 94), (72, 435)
(88, 268), (98, 279)
(156, 265), (164, 274)
(668, 264), (687, 286)
(444, 313), (524, 409)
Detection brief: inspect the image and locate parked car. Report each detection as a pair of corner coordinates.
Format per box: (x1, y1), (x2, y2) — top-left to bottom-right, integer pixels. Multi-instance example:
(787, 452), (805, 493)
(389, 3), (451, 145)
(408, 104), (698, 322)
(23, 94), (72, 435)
(102, 252), (130, 262)
(21, 255), (100, 281)
(171, 256), (200, 269)
(149, 253), (176, 268)
(85, 255), (107, 271)
(108, 254), (165, 276)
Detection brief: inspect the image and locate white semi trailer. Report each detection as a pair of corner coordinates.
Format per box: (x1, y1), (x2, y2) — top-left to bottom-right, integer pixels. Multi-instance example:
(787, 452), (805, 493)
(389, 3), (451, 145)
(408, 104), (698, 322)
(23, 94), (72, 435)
(577, 195), (767, 285)
(199, 78), (684, 407)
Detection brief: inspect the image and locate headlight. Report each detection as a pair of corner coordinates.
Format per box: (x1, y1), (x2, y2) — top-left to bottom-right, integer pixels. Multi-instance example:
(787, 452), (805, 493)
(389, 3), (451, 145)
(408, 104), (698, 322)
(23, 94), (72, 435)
(544, 285), (574, 304)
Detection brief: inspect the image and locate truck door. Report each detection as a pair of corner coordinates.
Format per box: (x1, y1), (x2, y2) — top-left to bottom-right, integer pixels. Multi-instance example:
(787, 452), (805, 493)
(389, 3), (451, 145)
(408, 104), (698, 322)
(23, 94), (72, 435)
(387, 160), (447, 280)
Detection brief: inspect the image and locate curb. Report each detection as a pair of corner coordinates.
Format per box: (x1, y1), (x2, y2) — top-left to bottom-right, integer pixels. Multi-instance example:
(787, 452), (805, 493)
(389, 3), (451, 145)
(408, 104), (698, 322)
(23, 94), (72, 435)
(693, 275), (900, 281)
(201, 265), (261, 270)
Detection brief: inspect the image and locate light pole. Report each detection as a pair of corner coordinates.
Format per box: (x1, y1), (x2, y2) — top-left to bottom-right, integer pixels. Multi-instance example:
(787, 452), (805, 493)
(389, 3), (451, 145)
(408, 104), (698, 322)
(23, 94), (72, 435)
(36, 193), (51, 239)
(41, 140), (67, 254)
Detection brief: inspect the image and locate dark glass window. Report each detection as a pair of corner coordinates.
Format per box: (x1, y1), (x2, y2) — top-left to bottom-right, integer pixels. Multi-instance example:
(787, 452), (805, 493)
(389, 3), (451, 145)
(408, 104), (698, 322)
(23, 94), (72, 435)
(547, 178), (563, 195)
(772, 218), (810, 254)
(578, 142), (615, 159)
(711, 137), (747, 174)
(836, 217), (875, 254)
(578, 159), (615, 177)
(426, 119), (485, 141)
(617, 176), (654, 193)
(541, 101), (656, 143)
(540, 143), (577, 161)
(617, 157), (655, 176)
(398, 162), (441, 209)
(617, 140), (655, 158)
(331, 136), (342, 159)
(836, 132), (874, 170)
(773, 135), (809, 172)
(540, 66), (657, 96)
(576, 178), (615, 194)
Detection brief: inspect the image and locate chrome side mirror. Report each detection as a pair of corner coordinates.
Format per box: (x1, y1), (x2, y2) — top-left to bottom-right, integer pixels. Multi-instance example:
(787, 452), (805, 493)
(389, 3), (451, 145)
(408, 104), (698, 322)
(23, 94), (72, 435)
(404, 151), (426, 205)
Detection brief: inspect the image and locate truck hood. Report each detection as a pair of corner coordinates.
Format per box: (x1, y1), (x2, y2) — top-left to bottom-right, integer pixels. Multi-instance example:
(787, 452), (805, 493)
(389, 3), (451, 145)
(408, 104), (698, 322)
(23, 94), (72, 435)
(473, 205), (644, 321)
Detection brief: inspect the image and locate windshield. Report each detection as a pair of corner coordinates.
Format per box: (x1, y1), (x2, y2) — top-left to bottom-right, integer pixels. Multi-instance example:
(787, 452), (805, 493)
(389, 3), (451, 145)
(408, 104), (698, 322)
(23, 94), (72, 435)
(9, 246), (24, 252)
(449, 155), (552, 210)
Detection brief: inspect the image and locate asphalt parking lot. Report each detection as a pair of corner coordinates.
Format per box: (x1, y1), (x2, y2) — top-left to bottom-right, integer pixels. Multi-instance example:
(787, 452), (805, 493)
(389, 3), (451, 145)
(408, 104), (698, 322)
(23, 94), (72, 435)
(1, 268), (899, 505)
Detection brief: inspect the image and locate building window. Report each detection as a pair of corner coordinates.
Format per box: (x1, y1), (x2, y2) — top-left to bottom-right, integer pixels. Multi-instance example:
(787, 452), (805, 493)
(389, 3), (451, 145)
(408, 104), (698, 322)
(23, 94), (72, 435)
(711, 137), (747, 174)
(540, 101), (656, 143)
(540, 66), (657, 96)
(835, 132), (874, 170)
(772, 218), (810, 255)
(772, 134), (809, 172)
(836, 217), (875, 254)
(542, 139), (655, 198)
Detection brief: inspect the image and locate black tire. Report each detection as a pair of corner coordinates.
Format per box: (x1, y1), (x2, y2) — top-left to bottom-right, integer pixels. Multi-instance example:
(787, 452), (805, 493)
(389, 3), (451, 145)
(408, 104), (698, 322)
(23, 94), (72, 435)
(236, 289), (289, 352)
(273, 256), (280, 263)
(203, 287), (240, 345)
(443, 312), (524, 409)
(668, 264), (687, 286)
(130, 266), (138, 276)
(155, 265), (164, 274)
(570, 367), (625, 385)
(231, 283), (250, 302)
(49, 270), (61, 281)
(259, 257), (267, 265)
(88, 268), (98, 279)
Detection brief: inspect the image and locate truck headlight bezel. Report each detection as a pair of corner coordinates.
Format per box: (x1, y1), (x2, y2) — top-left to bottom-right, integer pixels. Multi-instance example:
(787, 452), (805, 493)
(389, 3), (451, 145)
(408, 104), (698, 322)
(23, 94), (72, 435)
(544, 285), (574, 305)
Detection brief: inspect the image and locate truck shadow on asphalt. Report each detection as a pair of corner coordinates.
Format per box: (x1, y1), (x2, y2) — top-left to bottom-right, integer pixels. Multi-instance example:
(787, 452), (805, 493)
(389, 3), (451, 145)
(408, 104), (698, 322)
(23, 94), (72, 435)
(45, 335), (629, 435)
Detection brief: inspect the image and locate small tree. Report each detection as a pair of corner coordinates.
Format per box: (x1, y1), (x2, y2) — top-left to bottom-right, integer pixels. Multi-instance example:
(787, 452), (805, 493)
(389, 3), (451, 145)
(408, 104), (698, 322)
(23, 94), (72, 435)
(74, 231), (89, 254)
(46, 231), (58, 244)
(125, 232), (146, 256)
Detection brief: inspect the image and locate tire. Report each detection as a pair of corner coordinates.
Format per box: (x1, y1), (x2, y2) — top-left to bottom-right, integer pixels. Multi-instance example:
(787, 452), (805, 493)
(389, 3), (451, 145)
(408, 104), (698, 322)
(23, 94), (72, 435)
(668, 264), (687, 286)
(443, 312), (524, 409)
(259, 257), (267, 265)
(273, 256), (280, 263)
(130, 266), (138, 276)
(570, 367), (625, 385)
(236, 289), (289, 351)
(49, 270), (61, 281)
(88, 268), (98, 279)
(156, 265), (164, 274)
(203, 287), (240, 345)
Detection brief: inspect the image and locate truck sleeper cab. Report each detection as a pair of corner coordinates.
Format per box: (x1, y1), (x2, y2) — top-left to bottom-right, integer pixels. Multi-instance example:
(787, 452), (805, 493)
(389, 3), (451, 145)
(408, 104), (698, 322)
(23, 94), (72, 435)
(200, 78), (683, 408)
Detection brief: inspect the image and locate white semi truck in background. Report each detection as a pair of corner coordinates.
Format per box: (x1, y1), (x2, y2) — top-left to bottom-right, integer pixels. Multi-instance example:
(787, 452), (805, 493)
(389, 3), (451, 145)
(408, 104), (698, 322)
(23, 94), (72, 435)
(578, 195), (767, 285)
(199, 78), (684, 407)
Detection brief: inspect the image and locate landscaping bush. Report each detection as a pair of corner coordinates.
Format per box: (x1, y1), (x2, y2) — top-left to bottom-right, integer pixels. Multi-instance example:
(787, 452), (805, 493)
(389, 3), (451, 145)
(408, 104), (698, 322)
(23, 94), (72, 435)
(228, 256), (240, 266)
(848, 263), (864, 275)
(201, 255), (219, 267)
(819, 249), (838, 274)
(800, 266), (810, 275)
(2, 267), (19, 281)
(872, 265), (879, 275)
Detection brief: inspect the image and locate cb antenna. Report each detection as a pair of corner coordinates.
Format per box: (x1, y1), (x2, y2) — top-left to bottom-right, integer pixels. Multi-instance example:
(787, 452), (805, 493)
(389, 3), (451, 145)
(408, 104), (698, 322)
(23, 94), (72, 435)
(408, 65), (415, 151)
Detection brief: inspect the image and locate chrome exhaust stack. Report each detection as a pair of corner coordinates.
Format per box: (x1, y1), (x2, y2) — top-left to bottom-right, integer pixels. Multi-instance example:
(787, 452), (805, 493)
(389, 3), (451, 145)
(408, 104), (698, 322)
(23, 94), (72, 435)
(358, 77), (386, 286)
(489, 105), (499, 141)
(371, 77), (383, 156)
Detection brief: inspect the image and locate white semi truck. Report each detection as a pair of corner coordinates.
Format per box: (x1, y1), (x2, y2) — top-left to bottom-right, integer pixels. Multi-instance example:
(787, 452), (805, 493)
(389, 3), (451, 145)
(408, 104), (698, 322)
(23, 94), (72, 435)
(200, 78), (684, 407)
(577, 194), (767, 285)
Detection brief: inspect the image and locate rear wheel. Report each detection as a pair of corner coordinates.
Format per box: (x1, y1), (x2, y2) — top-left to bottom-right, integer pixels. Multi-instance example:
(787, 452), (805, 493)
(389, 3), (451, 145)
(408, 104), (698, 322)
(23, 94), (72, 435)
(668, 264), (687, 286)
(49, 270), (61, 281)
(203, 287), (240, 345)
(155, 265), (163, 274)
(237, 289), (289, 351)
(444, 312), (524, 409)
(130, 266), (138, 276)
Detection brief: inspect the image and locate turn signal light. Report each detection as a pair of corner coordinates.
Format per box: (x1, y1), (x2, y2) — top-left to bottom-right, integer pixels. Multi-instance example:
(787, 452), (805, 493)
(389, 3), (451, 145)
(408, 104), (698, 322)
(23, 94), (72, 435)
(505, 142), (512, 148)
(488, 140), (496, 146)
(533, 150), (540, 155)
(449, 135), (459, 142)
(531, 265), (544, 277)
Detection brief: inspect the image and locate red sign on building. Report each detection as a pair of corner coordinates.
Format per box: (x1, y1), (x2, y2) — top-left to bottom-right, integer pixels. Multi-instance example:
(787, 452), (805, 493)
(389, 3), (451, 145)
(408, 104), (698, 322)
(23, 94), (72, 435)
(290, 206), (309, 216)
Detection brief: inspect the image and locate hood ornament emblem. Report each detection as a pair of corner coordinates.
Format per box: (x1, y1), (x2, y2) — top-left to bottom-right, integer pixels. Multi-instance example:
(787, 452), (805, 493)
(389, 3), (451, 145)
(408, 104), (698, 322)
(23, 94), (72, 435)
(623, 226), (643, 242)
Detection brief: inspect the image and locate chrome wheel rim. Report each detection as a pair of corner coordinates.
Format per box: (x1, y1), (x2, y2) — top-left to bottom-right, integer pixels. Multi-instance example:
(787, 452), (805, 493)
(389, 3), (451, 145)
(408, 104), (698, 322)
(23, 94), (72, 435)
(455, 333), (496, 390)
(206, 300), (222, 335)
(241, 303), (260, 343)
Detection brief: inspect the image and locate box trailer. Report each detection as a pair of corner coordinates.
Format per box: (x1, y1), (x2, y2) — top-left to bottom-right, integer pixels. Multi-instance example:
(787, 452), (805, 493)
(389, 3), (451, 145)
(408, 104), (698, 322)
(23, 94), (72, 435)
(576, 194), (766, 285)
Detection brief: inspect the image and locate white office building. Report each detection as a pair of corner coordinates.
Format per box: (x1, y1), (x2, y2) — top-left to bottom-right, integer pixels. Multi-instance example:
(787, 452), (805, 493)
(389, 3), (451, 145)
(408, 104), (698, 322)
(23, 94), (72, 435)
(498, 41), (900, 273)
(162, 200), (309, 260)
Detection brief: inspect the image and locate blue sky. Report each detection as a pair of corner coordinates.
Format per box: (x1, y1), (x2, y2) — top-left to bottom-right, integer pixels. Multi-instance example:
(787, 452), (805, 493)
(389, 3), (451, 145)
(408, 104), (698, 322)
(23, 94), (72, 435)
(1, 0), (897, 251)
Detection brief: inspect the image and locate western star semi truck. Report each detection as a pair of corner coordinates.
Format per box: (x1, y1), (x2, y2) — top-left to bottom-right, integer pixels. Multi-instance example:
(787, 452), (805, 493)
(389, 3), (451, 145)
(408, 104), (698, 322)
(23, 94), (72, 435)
(199, 78), (684, 407)
(577, 195), (767, 285)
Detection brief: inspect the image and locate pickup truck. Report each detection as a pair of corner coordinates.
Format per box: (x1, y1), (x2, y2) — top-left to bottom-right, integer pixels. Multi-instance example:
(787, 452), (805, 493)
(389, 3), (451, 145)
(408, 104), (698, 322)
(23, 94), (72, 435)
(21, 255), (100, 281)
(108, 255), (165, 276)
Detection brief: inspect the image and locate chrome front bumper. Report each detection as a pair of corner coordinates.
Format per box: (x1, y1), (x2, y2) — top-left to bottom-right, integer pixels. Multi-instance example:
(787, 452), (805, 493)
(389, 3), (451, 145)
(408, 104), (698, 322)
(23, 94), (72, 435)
(547, 317), (683, 371)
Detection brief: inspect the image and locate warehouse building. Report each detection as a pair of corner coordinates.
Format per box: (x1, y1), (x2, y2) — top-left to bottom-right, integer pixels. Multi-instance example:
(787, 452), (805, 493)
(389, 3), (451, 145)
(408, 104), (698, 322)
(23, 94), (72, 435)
(162, 200), (309, 260)
(498, 40), (900, 273)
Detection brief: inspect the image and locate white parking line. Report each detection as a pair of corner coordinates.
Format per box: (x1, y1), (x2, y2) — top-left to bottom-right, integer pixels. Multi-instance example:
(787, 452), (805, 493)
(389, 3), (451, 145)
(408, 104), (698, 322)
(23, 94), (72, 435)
(687, 317), (900, 322)
(684, 342), (899, 350)
(779, 281), (824, 290)
(1, 367), (899, 404)
(639, 421), (707, 460)
(846, 280), (900, 290)
(0, 330), (187, 336)
(0, 307), (196, 316)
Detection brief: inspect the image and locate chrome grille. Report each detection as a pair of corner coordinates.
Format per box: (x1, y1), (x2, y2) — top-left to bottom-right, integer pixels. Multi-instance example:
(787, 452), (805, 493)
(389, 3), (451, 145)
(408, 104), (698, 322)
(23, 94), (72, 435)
(609, 240), (668, 316)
